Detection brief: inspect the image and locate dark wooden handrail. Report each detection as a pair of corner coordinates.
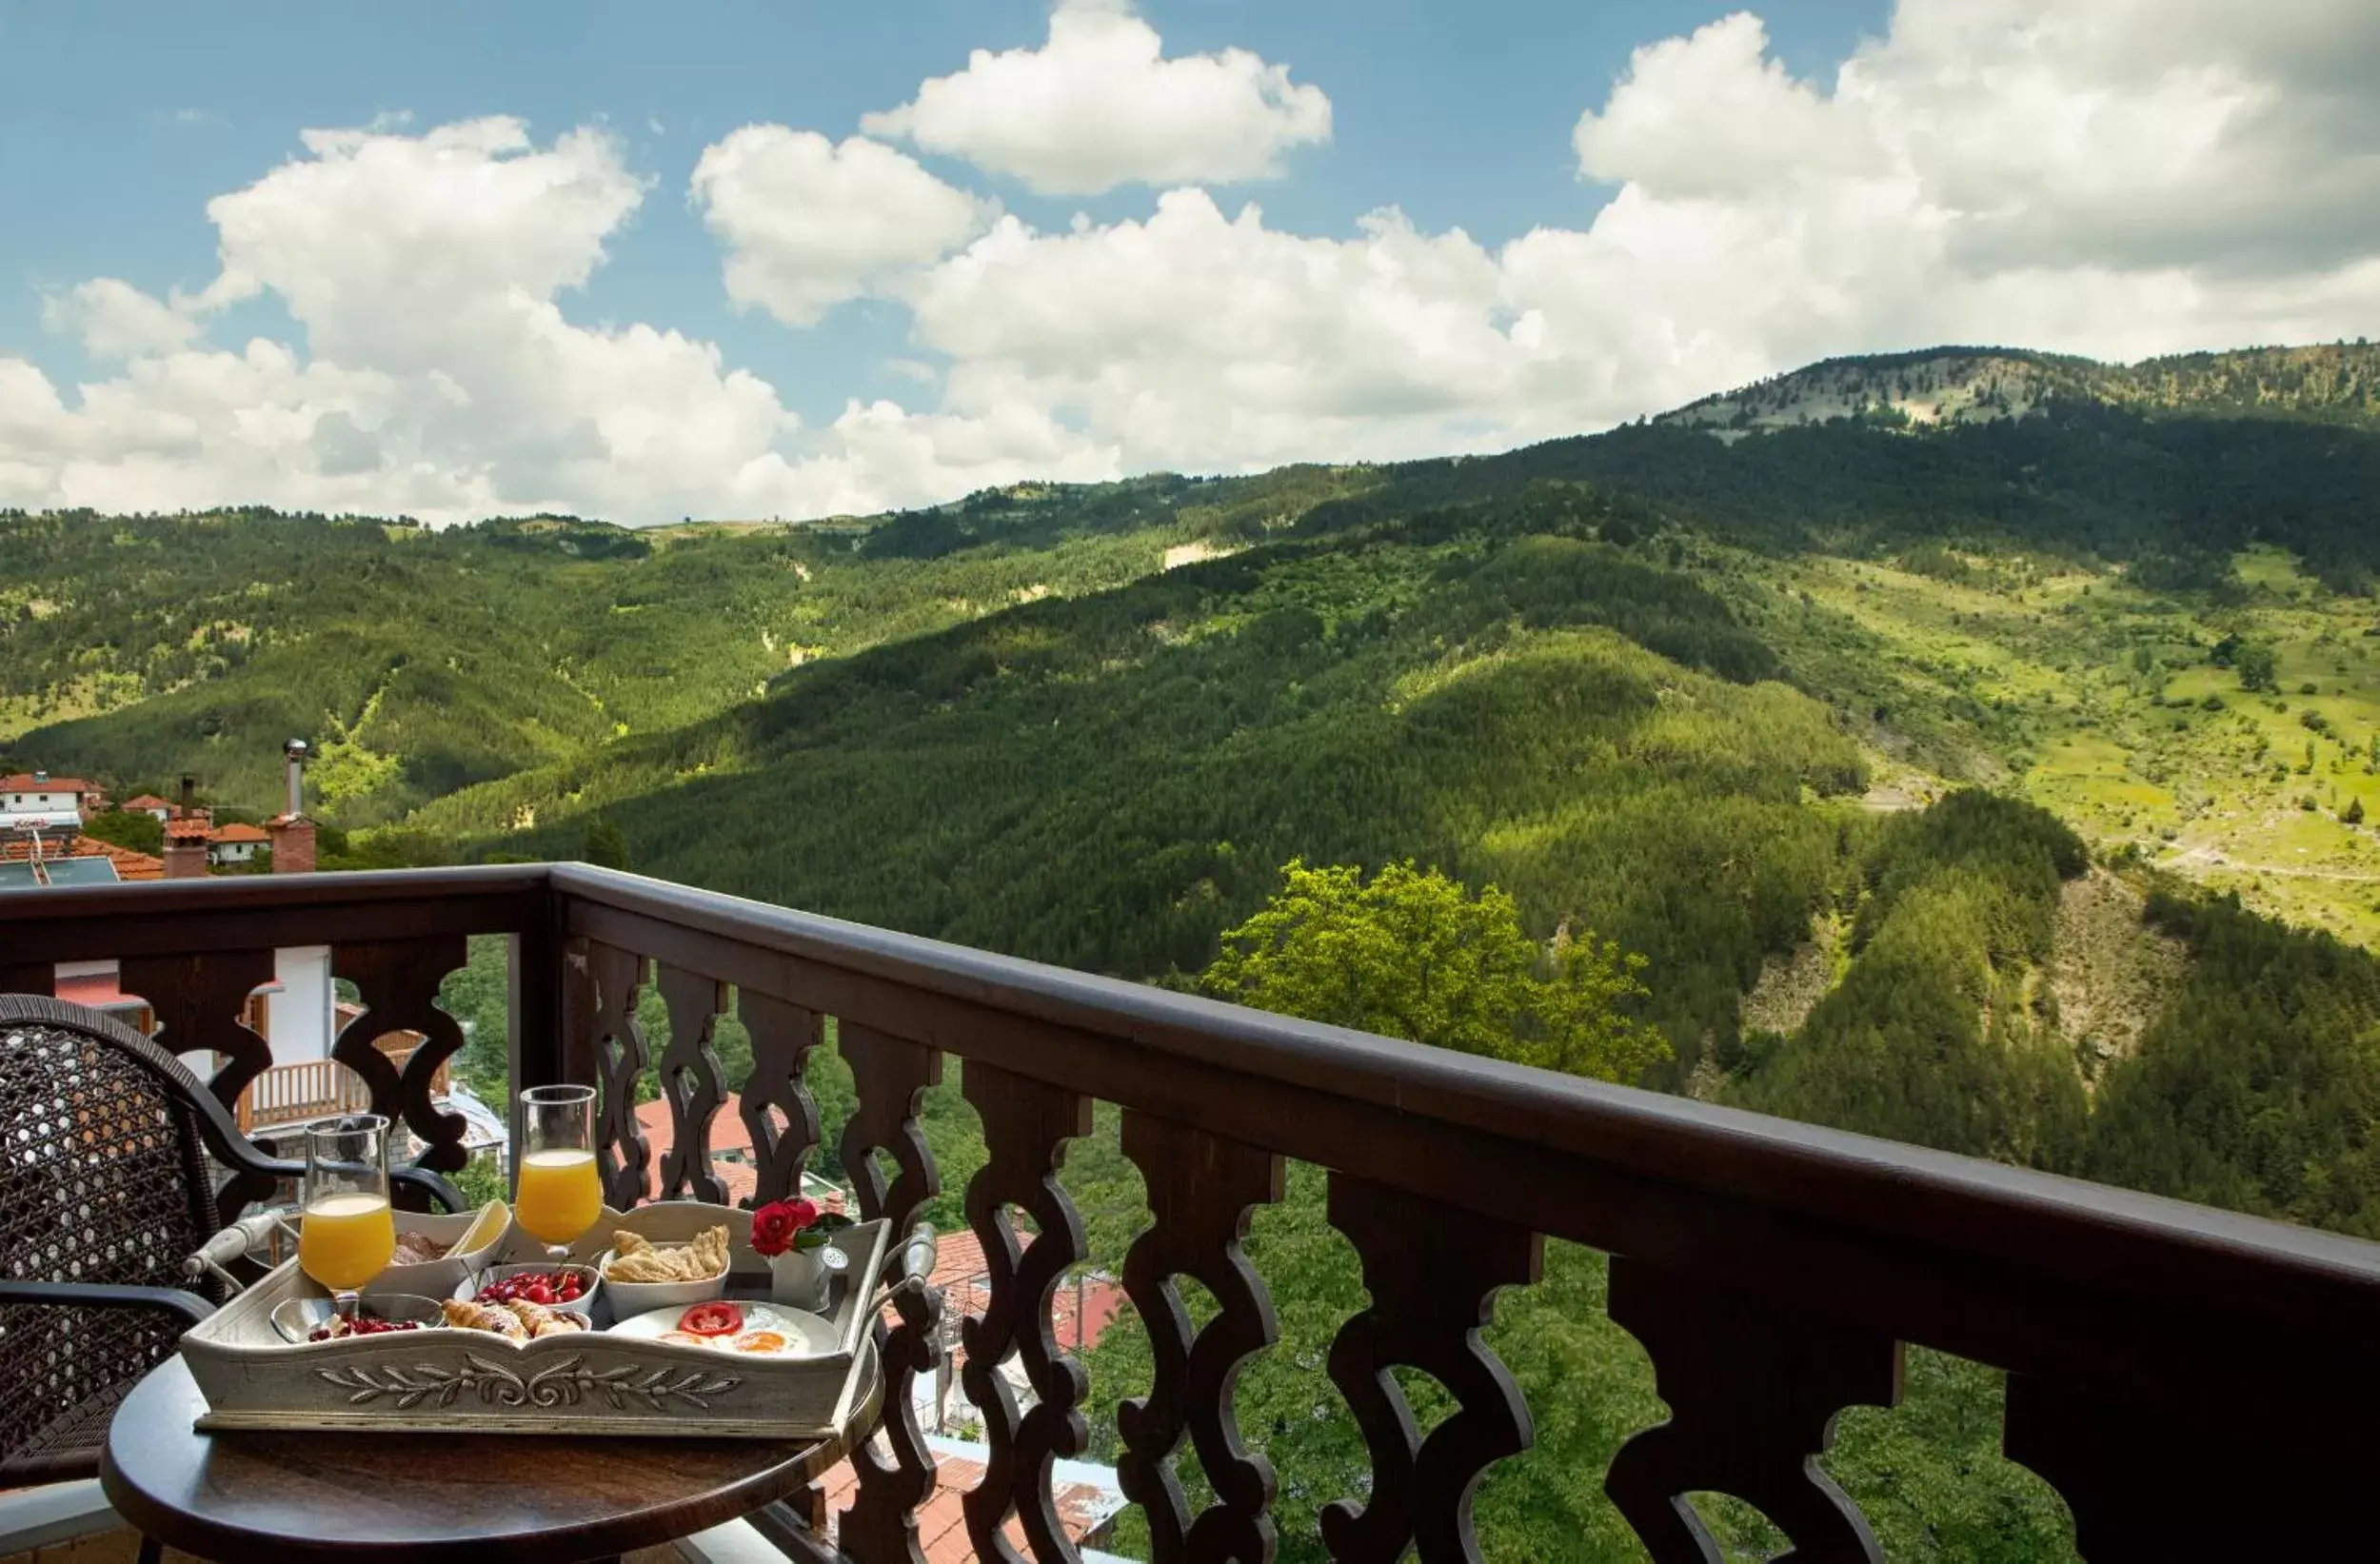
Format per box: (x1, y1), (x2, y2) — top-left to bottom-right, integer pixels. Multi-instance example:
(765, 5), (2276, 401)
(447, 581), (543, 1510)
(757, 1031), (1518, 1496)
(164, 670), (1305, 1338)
(553, 865), (2380, 1422)
(0, 863), (549, 960)
(554, 862), (2380, 1295)
(9, 861), (2376, 1557)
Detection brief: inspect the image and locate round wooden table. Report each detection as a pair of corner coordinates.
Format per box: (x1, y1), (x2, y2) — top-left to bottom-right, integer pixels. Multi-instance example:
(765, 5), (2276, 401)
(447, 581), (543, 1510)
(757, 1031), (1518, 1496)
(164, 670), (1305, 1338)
(99, 1350), (881, 1564)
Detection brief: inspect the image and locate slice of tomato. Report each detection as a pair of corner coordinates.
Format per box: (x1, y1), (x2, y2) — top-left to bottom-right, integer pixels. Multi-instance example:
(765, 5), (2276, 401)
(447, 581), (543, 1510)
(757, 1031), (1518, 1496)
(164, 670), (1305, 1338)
(678, 1300), (744, 1337)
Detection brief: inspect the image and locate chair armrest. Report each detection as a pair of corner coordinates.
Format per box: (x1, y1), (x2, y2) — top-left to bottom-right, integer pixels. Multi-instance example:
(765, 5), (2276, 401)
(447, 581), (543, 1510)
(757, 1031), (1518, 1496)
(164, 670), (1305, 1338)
(392, 1165), (466, 1213)
(231, 1155), (466, 1214)
(0, 1279), (214, 1326)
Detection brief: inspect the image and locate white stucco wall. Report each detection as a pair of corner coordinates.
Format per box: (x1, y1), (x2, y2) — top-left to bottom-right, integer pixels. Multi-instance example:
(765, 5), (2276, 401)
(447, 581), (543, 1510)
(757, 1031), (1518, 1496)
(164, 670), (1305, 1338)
(267, 946), (335, 1062)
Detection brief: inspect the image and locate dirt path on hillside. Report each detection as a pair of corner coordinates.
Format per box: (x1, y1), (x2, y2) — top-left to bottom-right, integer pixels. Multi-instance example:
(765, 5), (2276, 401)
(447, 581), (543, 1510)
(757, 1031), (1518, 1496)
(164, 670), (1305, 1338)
(2166, 844), (2380, 882)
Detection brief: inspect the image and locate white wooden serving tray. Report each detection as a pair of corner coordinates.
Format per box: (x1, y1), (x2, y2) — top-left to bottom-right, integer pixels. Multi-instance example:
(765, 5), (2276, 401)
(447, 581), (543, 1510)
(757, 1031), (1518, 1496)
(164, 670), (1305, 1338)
(180, 1204), (887, 1439)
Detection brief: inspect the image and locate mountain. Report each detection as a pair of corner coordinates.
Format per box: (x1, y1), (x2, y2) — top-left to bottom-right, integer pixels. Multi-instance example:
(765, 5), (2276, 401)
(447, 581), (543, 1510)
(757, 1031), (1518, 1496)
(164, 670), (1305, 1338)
(1660, 341), (2380, 438)
(12, 344), (2380, 1170)
(19, 341), (2380, 1560)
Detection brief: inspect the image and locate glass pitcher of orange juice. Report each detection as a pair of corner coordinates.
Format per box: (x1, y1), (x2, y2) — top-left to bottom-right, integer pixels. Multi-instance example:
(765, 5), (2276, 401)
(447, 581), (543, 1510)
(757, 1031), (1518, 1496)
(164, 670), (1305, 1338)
(515, 1084), (601, 1258)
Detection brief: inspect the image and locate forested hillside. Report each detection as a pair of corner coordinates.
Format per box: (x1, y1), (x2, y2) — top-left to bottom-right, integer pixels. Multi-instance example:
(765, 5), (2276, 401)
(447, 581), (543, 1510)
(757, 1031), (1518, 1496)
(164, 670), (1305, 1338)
(16, 341), (2380, 1559)
(0, 473), (1351, 819)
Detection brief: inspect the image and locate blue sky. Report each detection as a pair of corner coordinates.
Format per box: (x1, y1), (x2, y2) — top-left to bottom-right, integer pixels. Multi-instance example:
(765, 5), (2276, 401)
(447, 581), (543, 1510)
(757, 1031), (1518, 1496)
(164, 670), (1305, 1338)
(1, 0), (2370, 524)
(1, 1), (1885, 429)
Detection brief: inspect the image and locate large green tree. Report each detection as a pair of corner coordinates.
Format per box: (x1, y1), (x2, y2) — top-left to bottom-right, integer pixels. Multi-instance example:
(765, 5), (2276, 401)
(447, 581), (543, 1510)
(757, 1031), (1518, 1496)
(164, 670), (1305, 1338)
(1201, 859), (1669, 1084)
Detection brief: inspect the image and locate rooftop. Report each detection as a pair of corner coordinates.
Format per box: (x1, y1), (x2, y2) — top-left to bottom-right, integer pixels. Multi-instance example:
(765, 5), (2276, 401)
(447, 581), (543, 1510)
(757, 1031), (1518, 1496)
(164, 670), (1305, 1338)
(0, 773), (92, 793)
(0, 837), (164, 887)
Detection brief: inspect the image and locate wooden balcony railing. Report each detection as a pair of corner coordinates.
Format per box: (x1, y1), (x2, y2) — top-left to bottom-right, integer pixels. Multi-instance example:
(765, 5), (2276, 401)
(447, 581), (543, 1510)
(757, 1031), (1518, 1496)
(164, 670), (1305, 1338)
(232, 1056), (367, 1134)
(6, 862), (2379, 1559)
(229, 1047), (451, 1135)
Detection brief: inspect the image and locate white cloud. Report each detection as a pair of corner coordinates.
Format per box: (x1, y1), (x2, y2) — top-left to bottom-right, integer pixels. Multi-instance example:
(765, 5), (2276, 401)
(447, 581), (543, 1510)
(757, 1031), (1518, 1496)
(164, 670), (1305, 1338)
(861, 0), (1330, 196)
(0, 118), (1078, 524)
(829, 0), (2380, 483)
(1553, 2), (2380, 363)
(42, 279), (206, 359)
(10, 1), (2380, 526)
(691, 128), (995, 327)
(895, 195), (1541, 470)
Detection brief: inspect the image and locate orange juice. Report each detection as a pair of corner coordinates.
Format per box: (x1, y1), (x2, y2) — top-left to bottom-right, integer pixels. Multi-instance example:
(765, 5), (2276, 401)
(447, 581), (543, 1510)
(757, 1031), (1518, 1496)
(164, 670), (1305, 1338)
(515, 1148), (602, 1246)
(300, 1191), (395, 1290)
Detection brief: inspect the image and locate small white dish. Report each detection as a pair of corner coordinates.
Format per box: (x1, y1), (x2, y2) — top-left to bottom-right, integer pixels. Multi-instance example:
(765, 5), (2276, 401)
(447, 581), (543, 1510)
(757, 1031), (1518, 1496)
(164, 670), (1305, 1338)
(607, 1299), (838, 1357)
(269, 1292), (446, 1345)
(595, 1247), (729, 1317)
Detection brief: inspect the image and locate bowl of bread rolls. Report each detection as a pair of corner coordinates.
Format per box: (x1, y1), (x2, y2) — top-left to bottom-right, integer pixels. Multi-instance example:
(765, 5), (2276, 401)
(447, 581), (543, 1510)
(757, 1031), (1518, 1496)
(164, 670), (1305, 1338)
(597, 1224), (731, 1314)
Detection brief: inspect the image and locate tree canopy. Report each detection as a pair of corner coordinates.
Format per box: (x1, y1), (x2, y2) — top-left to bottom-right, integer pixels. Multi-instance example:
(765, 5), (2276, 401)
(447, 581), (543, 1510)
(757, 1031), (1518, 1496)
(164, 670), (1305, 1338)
(1201, 858), (1668, 1083)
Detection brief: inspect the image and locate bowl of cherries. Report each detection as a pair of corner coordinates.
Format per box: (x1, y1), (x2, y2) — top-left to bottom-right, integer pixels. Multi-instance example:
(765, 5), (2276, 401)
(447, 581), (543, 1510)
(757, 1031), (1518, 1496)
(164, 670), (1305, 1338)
(460, 1263), (600, 1318)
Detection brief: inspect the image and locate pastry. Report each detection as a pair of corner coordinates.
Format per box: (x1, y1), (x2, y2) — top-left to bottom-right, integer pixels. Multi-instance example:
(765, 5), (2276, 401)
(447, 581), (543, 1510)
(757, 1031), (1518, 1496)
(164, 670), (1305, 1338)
(439, 1297), (527, 1339)
(505, 1299), (587, 1338)
(605, 1225), (729, 1283)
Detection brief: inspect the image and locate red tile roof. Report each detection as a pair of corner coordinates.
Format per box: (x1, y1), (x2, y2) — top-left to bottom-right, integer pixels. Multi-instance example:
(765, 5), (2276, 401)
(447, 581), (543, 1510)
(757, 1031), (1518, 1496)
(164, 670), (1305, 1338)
(165, 818), (212, 841)
(635, 1094), (759, 1154)
(209, 822), (271, 843)
(0, 774), (92, 793)
(813, 1444), (1118, 1561)
(632, 1095), (827, 1209)
(91, 841), (166, 881)
(124, 794), (175, 810)
(931, 1226), (1122, 1355)
(56, 973), (143, 1011)
(0, 837), (166, 881)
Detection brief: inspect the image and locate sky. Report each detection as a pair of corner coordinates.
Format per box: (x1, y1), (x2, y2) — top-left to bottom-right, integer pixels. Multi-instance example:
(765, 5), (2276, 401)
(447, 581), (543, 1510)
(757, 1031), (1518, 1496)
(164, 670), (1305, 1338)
(2, 0), (2377, 526)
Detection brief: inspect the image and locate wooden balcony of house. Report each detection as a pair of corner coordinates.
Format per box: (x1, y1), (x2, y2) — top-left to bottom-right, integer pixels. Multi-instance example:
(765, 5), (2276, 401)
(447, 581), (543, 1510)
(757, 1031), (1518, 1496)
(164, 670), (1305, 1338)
(6, 862), (2379, 1560)
(228, 1040), (450, 1136)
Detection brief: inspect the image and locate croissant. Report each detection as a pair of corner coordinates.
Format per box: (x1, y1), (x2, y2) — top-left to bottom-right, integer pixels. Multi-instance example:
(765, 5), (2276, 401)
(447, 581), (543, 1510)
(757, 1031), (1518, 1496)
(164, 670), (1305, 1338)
(440, 1298), (527, 1339)
(506, 1299), (587, 1338)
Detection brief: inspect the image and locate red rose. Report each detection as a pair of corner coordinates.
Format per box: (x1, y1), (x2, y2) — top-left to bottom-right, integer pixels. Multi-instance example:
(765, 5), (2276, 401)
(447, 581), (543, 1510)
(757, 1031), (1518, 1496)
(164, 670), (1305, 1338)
(750, 1201), (800, 1257)
(750, 1198), (821, 1257)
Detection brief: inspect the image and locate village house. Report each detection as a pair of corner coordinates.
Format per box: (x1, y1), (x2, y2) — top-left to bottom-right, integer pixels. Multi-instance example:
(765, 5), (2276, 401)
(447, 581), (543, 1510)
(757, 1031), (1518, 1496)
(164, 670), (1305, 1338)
(120, 792), (177, 822)
(0, 770), (97, 836)
(206, 821), (271, 865)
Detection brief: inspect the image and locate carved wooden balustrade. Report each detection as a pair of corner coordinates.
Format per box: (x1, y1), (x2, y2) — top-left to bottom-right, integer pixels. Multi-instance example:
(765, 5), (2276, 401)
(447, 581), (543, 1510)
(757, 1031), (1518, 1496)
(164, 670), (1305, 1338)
(8, 862), (2380, 1561)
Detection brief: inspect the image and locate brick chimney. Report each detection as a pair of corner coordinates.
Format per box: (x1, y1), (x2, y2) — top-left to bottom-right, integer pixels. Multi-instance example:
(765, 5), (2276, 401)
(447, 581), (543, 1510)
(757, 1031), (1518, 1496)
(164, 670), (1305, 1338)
(268, 739), (317, 875)
(162, 774), (209, 880)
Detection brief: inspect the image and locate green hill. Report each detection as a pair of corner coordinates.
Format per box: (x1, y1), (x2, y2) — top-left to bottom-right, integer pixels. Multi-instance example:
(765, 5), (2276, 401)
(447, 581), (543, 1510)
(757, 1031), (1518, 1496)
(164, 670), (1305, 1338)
(0, 485), (1291, 819)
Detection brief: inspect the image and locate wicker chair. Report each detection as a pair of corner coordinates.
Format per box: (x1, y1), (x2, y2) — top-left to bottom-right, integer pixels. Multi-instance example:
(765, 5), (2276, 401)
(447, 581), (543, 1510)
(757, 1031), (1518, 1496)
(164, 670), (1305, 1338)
(0, 993), (462, 1485)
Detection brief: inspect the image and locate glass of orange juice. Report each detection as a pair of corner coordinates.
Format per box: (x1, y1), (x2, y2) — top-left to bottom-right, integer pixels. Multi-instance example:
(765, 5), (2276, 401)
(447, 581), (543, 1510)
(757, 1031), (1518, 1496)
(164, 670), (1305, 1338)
(300, 1115), (395, 1321)
(515, 1084), (602, 1261)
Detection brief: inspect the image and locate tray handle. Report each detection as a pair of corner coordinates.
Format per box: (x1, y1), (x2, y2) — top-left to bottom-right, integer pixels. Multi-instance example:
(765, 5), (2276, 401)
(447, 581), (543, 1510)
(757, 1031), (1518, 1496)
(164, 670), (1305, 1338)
(870, 1222), (938, 1314)
(184, 1211), (299, 1297)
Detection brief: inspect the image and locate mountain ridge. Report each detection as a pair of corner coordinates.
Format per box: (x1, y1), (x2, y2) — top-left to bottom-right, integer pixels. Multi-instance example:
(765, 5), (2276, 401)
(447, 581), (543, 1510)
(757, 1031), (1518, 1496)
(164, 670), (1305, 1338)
(1660, 341), (2380, 438)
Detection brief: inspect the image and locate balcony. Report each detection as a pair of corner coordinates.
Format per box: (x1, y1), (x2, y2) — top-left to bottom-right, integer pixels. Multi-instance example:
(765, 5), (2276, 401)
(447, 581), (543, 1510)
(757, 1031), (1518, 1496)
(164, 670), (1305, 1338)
(6, 862), (2378, 1560)
(230, 1046), (453, 1137)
